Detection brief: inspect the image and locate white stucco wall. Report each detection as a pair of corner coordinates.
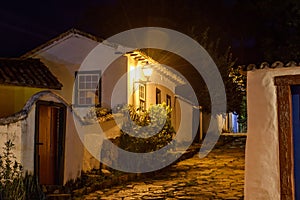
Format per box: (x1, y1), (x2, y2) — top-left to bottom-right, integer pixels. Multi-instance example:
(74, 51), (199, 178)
(30, 32), (128, 108)
(33, 34), (98, 103)
(245, 66), (300, 199)
(21, 106), (35, 173)
(0, 92), (85, 184)
(63, 109), (84, 183)
(0, 121), (23, 166)
(175, 97), (194, 143)
(37, 94), (84, 184)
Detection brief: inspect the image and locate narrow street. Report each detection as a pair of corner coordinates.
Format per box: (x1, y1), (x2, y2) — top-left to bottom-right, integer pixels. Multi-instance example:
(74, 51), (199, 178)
(82, 137), (245, 200)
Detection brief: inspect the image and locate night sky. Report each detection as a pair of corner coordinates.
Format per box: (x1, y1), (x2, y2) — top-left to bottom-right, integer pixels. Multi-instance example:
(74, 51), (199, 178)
(0, 0), (96, 56)
(1, 0), (299, 64)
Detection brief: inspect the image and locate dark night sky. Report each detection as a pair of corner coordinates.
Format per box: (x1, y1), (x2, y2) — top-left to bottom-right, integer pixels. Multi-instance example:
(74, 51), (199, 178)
(0, 0), (299, 64)
(0, 0), (97, 56)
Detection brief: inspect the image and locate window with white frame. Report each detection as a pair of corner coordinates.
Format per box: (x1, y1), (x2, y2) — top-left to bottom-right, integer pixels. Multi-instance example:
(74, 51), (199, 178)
(139, 100), (146, 111)
(139, 84), (145, 100)
(75, 71), (101, 106)
(139, 84), (146, 110)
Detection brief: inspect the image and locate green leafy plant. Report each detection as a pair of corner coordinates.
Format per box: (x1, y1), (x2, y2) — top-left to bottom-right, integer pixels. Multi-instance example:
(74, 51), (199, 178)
(0, 140), (24, 200)
(0, 139), (45, 200)
(85, 105), (114, 122)
(22, 172), (45, 200)
(118, 103), (175, 153)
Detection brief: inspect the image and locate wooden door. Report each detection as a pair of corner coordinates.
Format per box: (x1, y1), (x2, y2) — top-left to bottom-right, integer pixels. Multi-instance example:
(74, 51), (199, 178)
(35, 101), (66, 185)
(292, 85), (300, 200)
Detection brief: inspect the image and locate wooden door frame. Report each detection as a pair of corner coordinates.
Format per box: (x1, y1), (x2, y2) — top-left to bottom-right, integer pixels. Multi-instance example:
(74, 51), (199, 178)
(34, 100), (66, 185)
(275, 75), (300, 200)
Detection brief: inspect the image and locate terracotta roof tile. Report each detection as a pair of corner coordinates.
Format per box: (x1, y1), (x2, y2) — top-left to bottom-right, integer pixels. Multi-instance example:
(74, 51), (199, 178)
(0, 58), (62, 89)
(240, 61), (300, 71)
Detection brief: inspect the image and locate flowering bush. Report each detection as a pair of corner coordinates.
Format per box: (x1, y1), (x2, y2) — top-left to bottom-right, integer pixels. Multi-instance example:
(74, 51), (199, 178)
(85, 105), (114, 122)
(118, 103), (175, 153)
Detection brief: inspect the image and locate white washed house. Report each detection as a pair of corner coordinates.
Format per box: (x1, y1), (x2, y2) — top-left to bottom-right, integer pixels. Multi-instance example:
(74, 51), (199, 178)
(0, 29), (196, 185)
(245, 61), (300, 200)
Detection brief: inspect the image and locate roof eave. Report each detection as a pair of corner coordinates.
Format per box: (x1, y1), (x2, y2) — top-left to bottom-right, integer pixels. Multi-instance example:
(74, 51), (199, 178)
(0, 82), (62, 90)
(21, 28), (104, 58)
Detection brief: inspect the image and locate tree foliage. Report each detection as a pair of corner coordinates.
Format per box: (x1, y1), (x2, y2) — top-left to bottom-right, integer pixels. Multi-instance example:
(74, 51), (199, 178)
(118, 103), (175, 153)
(77, 0), (300, 113)
(230, 0), (300, 63)
(188, 27), (246, 114)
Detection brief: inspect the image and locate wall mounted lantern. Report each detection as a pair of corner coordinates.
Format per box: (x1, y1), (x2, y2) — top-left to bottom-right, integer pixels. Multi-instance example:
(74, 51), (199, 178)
(142, 64), (153, 81)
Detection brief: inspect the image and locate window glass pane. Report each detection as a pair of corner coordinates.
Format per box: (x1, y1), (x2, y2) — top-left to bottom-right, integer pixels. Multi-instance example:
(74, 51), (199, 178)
(140, 100), (145, 110)
(91, 82), (98, 89)
(76, 71), (100, 106)
(79, 98), (86, 105)
(92, 75), (98, 82)
(156, 88), (161, 104)
(86, 98), (92, 105)
(86, 91), (95, 97)
(79, 76), (85, 82)
(139, 84), (145, 99)
(86, 76), (91, 81)
(79, 91), (86, 97)
(167, 95), (171, 106)
(86, 82), (92, 89)
(79, 82), (85, 89)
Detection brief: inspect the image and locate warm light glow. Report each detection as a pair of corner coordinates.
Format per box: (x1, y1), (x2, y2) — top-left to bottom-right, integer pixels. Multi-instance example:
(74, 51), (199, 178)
(142, 65), (153, 78)
(130, 65), (135, 70)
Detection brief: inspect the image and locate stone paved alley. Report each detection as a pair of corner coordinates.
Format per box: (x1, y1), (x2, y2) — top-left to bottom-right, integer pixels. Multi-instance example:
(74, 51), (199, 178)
(81, 136), (246, 200)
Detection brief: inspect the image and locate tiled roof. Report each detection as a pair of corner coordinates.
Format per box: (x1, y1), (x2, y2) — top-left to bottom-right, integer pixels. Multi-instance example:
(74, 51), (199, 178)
(240, 61), (300, 71)
(0, 58), (62, 89)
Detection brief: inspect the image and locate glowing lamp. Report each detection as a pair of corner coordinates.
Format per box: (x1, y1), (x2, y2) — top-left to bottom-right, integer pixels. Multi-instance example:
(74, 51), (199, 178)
(142, 65), (153, 80)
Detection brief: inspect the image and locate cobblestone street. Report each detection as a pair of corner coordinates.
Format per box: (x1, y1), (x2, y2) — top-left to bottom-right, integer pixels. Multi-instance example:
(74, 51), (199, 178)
(82, 137), (245, 200)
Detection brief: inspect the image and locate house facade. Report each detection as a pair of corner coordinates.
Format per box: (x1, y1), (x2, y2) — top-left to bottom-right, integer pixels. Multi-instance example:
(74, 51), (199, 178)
(0, 29), (197, 185)
(0, 58), (81, 185)
(0, 58), (62, 118)
(245, 61), (300, 200)
(125, 51), (191, 134)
